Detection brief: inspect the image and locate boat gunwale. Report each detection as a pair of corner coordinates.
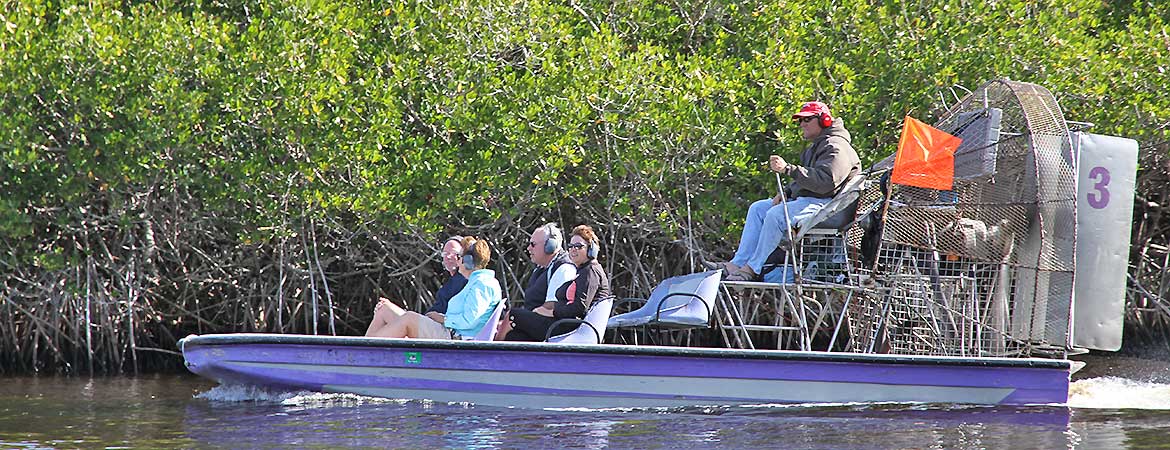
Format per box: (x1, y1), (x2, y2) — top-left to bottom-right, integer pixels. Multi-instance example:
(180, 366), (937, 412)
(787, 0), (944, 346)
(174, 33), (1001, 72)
(179, 333), (1071, 370)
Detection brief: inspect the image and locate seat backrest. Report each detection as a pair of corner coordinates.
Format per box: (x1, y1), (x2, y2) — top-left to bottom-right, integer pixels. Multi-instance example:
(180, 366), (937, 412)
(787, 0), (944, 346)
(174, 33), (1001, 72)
(547, 296), (614, 344)
(796, 173), (867, 233)
(607, 270), (720, 328)
(467, 298), (507, 341)
(653, 271), (719, 323)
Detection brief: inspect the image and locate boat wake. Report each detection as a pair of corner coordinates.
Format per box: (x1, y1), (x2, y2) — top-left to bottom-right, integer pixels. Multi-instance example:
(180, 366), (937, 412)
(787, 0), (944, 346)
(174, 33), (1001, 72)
(196, 384), (399, 407)
(1069, 377), (1170, 409)
(195, 383), (303, 403)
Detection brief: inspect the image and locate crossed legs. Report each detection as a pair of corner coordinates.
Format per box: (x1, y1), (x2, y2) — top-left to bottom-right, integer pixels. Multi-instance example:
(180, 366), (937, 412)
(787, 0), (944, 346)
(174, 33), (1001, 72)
(365, 298), (423, 338)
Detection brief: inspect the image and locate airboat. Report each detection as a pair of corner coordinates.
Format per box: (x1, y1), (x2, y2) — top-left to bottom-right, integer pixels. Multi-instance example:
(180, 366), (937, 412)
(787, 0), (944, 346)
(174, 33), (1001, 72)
(180, 79), (1138, 408)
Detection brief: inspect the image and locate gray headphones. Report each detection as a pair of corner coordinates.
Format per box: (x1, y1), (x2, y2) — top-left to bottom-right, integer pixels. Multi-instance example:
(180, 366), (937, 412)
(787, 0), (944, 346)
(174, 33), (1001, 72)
(462, 238), (481, 270)
(542, 223), (563, 254)
(586, 238), (599, 259)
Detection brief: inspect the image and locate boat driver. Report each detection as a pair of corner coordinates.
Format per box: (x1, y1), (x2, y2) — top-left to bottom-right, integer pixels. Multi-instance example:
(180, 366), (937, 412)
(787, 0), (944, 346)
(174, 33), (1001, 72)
(716, 101), (861, 281)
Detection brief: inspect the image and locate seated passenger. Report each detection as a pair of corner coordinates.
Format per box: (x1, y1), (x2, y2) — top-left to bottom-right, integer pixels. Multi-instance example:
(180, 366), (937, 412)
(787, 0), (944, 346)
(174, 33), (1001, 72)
(521, 223), (576, 310)
(501, 225), (611, 341)
(493, 222), (576, 337)
(365, 236), (501, 339)
(364, 235), (468, 336)
(424, 236), (471, 323)
(718, 101), (861, 281)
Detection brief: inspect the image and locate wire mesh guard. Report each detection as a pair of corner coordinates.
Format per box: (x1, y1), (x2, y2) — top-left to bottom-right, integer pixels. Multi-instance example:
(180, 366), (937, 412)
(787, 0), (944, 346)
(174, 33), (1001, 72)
(797, 232), (852, 284)
(846, 245), (1021, 356)
(759, 231), (852, 284)
(848, 79), (1078, 357)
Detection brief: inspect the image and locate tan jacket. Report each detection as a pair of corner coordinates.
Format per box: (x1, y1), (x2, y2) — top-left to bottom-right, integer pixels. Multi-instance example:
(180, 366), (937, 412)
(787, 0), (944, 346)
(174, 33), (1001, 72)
(787, 118), (861, 198)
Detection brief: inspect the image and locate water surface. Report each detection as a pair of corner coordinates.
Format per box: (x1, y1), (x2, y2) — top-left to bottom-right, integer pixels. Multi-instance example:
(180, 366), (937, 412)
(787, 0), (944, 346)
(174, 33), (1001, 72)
(2, 371), (1170, 449)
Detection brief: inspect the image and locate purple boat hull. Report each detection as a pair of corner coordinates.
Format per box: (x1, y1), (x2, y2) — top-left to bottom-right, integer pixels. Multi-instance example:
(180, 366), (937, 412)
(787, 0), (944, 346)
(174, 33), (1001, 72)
(180, 334), (1070, 408)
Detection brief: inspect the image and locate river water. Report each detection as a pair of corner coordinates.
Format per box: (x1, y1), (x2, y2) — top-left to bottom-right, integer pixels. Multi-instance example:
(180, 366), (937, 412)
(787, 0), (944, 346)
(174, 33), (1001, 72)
(2, 355), (1169, 449)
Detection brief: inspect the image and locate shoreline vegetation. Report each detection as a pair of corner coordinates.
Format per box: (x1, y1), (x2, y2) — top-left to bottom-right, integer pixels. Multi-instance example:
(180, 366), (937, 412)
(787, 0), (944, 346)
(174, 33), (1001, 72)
(1, 1), (1168, 374)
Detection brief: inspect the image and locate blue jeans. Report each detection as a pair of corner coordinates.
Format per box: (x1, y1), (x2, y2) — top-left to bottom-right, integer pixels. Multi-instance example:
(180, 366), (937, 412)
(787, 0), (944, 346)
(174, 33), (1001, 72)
(730, 196), (830, 274)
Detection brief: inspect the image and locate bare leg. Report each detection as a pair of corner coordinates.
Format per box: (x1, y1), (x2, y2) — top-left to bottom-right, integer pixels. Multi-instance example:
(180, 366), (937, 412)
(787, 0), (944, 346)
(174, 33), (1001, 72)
(370, 311), (423, 338)
(364, 298), (408, 336)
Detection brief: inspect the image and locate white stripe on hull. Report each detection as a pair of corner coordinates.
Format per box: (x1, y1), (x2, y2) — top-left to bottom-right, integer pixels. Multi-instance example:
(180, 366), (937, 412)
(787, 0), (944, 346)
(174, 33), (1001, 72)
(325, 385), (758, 409)
(228, 361), (1015, 406)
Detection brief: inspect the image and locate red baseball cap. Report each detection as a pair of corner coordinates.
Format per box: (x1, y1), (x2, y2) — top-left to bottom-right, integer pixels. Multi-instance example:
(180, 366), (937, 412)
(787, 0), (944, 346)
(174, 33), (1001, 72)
(792, 101), (830, 119)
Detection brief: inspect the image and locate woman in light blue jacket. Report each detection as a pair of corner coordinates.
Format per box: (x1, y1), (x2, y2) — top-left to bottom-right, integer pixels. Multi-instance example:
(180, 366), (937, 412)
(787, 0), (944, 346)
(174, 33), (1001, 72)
(366, 236), (501, 339)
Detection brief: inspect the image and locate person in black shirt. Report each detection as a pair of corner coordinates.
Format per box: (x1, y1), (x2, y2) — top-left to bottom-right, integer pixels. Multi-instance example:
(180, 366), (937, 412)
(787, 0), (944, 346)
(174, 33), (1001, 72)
(423, 236), (470, 323)
(501, 225), (611, 341)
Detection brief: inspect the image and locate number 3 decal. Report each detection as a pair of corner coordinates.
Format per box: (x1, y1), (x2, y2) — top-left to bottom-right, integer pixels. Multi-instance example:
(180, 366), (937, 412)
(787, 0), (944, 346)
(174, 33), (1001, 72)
(1087, 166), (1110, 209)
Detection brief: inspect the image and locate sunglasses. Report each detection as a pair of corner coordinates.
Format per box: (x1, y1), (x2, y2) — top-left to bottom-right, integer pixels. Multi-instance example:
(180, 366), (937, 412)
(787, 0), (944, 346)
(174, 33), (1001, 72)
(798, 116), (818, 124)
(527, 241), (537, 248)
(567, 243), (586, 250)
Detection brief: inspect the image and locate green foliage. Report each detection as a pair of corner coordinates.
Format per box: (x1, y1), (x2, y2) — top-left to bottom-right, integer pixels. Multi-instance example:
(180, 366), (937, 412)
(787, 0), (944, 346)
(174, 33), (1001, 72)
(1, 0), (1168, 371)
(3, 0), (1166, 243)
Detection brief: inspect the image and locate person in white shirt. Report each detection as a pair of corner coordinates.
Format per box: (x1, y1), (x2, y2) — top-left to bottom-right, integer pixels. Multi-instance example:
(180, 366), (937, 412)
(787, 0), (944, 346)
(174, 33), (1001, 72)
(493, 223), (576, 339)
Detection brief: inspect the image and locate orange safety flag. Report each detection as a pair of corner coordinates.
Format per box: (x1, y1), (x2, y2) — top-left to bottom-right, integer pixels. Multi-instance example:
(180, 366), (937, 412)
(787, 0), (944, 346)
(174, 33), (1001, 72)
(891, 116), (961, 190)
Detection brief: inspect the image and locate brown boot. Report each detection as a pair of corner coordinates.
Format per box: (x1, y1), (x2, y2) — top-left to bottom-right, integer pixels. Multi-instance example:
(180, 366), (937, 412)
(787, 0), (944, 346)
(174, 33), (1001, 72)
(722, 266), (759, 282)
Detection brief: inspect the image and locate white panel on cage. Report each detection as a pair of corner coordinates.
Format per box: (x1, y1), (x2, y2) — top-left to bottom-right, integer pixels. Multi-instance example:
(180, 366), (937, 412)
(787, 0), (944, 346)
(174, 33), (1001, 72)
(1072, 132), (1138, 351)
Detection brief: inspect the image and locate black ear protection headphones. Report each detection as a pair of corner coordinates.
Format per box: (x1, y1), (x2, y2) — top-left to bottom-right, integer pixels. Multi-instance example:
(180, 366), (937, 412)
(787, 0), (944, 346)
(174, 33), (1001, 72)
(542, 223), (563, 254)
(818, 111), (833, 128)
(462, 238), (481, 270)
